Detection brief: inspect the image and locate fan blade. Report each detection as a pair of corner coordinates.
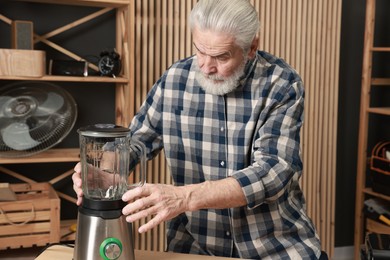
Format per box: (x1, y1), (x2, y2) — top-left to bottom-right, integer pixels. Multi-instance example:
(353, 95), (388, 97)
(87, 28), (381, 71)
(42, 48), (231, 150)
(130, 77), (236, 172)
(0, 96), (13, 129)
(1, 122), (40, 150)
(34, 92), (64, 116)
(0, 96), (12, 116)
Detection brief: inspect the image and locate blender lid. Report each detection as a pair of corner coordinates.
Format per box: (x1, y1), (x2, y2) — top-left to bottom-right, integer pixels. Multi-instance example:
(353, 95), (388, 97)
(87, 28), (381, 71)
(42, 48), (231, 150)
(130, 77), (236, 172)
(77, 124), (130, 138)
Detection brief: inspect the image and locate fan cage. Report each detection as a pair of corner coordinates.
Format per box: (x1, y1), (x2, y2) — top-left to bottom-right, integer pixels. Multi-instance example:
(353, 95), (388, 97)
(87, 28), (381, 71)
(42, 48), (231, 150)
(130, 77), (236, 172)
(0, 81), (77, 158)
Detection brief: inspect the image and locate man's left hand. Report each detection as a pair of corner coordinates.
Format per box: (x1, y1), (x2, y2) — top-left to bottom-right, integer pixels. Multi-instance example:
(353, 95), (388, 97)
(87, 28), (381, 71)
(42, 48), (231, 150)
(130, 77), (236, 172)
(122, 183), (189, 233)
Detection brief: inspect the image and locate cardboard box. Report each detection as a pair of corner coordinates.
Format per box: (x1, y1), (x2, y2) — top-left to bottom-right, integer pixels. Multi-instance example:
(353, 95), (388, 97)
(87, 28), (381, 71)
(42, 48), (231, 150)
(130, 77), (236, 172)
(0, 48), (46, 77)
(0, 183), (60, 249)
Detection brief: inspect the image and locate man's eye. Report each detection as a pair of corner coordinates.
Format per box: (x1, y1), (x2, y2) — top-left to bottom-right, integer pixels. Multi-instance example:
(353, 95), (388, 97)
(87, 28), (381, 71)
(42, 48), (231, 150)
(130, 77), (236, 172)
(216, 55), (230, 62)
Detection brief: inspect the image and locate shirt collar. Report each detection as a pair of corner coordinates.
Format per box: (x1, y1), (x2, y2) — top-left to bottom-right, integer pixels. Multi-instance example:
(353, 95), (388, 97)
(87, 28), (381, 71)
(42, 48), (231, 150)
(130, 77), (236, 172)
(238, 54), (258, 87)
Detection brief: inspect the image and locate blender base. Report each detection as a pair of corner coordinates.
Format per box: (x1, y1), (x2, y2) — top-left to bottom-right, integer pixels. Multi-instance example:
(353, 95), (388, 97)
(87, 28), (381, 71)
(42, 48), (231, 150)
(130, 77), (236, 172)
(73, 211), (134, 260)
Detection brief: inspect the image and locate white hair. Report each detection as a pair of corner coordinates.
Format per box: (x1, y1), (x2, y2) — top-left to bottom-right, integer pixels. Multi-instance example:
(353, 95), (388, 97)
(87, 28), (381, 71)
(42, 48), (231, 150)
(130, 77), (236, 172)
(189, 0), (260, 51)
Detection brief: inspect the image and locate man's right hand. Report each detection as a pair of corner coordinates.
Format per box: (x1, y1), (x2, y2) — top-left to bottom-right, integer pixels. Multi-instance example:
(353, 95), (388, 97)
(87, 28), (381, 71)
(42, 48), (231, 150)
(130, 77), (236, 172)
(72, 162), (83, 206)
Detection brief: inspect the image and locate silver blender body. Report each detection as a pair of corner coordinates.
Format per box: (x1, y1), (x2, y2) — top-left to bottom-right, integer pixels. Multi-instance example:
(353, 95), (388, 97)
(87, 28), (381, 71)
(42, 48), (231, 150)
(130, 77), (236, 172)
(73, 124), (146, 260)
(73, 199), (134, 260)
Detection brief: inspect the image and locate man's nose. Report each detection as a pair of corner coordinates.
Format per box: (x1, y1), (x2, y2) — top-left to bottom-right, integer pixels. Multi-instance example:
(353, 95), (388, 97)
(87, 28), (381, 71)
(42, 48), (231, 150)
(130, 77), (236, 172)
(199, 56), (217, 74)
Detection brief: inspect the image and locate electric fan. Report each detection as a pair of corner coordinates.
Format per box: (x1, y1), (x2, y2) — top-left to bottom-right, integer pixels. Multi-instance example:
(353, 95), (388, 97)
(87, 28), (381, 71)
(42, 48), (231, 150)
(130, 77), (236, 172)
(0, 81), (77, 158)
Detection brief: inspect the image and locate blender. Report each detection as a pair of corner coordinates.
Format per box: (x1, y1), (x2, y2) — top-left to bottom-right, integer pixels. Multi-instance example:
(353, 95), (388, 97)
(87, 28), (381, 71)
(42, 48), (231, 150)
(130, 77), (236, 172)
(73, 124), (146, 260)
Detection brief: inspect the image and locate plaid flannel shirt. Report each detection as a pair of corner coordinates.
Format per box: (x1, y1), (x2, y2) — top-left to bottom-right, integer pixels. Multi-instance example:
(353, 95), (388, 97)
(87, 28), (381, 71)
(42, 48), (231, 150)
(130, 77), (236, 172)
(129, 50), (321, 259)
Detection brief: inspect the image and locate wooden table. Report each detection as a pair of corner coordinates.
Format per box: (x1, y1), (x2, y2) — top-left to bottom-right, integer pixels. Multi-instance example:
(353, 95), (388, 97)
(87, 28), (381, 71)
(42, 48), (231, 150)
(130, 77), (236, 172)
(35, 245), (231, 260)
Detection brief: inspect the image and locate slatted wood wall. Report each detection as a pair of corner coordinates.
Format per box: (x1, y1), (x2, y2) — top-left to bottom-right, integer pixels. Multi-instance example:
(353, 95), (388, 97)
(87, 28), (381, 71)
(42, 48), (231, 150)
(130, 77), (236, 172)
(128, 0), (342, 257)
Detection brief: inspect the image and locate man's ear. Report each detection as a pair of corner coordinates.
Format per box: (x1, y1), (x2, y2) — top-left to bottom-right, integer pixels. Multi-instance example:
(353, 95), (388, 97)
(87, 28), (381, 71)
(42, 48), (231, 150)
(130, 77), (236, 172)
(248, 37), (259, 59)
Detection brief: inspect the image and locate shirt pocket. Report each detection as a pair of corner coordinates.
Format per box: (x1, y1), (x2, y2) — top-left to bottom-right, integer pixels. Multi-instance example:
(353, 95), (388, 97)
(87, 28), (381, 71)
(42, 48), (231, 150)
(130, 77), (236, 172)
(172, 107), (203, 142)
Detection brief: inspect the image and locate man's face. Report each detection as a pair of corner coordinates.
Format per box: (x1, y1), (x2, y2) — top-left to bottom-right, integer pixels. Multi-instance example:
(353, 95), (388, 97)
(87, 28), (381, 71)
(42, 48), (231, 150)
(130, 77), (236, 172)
(192, 27), (248, 95)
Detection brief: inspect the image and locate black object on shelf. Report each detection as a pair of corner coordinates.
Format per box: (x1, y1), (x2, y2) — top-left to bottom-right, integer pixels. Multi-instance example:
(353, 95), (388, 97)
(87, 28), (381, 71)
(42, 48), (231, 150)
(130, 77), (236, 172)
(362, 233), (390, 260)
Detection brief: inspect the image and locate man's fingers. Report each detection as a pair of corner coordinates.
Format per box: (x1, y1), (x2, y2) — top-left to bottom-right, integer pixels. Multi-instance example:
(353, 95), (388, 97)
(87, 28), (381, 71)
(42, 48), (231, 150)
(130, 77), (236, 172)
(126, 209), (165, 233)
(138, 214), (164, 233)
(72, 168), (82, 187)
(72, 164), (83, 206)
(76, 194), (83, 206)
(122, 185), (148, 202)
(125, 207), (150, 222)
(121, 184), (183, 234)
(122, 195), (154, 216)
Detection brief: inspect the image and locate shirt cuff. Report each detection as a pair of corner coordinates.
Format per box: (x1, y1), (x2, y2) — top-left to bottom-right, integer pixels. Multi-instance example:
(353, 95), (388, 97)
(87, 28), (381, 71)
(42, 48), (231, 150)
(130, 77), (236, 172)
(232, 169), (265, 209)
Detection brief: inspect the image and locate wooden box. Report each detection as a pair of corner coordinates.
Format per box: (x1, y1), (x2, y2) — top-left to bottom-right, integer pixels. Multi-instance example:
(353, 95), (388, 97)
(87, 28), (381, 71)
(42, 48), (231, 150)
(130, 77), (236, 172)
(0, 48), (46, 77)
(0, 183), (60, 249)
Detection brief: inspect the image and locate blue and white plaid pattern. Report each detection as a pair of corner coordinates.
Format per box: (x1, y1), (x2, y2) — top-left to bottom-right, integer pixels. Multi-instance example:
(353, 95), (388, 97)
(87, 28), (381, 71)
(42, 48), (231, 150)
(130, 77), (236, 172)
(130, 51), (321, 259)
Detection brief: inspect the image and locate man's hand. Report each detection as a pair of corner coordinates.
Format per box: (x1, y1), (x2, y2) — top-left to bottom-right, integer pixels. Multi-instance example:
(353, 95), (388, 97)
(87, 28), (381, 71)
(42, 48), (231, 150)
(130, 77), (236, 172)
(121, 184), (189, 233)
(121, 178), (246, 234)
(72, 151), (118, 205)
(72, 162), (83, 206)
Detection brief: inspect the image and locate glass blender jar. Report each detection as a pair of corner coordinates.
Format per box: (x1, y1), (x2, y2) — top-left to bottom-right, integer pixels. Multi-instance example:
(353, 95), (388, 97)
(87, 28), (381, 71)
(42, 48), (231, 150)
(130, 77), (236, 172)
(73, 124), (146, 260)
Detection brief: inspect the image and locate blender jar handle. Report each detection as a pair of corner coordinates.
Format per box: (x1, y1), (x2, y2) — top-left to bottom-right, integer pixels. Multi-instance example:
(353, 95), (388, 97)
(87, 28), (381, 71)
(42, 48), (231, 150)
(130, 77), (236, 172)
(127, 139), (146, 188)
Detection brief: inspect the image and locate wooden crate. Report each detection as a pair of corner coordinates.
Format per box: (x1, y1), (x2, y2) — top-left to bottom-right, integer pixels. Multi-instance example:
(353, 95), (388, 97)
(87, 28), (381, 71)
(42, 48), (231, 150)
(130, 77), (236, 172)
(0, 183), (60, 249)
(0, 48), (46, 77)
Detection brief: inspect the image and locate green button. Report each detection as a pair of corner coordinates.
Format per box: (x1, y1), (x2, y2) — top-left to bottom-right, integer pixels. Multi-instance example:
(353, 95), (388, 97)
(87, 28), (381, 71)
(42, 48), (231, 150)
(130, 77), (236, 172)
(99, 237), (123, 260)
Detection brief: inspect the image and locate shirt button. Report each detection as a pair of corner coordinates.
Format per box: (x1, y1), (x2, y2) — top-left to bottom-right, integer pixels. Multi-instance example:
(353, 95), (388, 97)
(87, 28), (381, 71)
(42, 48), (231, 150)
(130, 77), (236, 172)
(220, 127), (224, 132)
(226, 231), (231, 236)
(220, 161), (225, 167)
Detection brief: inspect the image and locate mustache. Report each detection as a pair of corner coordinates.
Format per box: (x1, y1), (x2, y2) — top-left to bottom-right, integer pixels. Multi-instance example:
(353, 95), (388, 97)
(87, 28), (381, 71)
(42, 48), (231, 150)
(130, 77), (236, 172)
(202, 73), (225, 81)
(193, 63), (227, 82)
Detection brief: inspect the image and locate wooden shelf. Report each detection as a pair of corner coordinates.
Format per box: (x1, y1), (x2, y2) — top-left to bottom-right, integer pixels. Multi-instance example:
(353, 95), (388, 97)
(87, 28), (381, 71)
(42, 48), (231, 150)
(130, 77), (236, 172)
(367, 107), (390, 116)
(371, 47), (390, 52)
(0, 0), (133, 250)
(0, 2), (132, 163)
(0, 74), (129, 83)
(0, 148), (80, 164)
(366, 218), (390, 235)
(372, 78), (390, 86)
(17, 0), (130, 8)
(363, 188), (390, 201)
(354, 0), (390, 258)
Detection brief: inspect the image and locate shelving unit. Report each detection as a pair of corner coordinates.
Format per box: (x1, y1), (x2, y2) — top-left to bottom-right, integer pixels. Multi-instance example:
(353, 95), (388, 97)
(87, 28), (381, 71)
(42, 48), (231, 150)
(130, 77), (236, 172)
(0, 0), (133, 241)
(354, 0), (390, 258)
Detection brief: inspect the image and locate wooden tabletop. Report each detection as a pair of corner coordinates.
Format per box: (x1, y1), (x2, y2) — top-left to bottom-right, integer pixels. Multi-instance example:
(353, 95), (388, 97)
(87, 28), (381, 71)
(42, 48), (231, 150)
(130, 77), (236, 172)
(35, 245), (232, 260)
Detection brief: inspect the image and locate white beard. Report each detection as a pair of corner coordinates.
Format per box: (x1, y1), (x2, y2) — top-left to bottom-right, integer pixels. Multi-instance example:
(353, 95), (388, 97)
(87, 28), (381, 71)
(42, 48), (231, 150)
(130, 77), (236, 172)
(193, 58), (247, 96)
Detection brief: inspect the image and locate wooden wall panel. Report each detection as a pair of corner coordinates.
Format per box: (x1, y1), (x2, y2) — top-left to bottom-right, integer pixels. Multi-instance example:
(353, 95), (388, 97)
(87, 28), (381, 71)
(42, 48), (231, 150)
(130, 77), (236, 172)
(128, 0), (341, 257)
